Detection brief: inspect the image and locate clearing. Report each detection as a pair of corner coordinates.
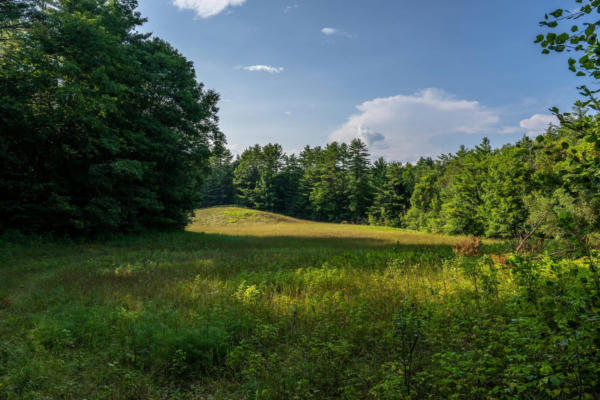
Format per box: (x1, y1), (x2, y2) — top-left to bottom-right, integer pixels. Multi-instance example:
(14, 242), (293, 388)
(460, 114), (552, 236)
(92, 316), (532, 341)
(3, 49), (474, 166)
(1, 207), (499, 399)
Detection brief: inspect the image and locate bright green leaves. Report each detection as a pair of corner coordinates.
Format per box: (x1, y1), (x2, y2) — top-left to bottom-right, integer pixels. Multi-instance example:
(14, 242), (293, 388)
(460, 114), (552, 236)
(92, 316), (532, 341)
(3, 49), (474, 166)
(557, 32), (570, 43)
(537, 1), (600, 77)
(569, 57), (577, 71)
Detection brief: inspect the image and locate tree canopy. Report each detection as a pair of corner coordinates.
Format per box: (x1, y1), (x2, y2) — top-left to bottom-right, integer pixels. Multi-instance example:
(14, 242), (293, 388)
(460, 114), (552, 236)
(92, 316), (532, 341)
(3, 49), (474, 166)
(0, 0), (223, 235)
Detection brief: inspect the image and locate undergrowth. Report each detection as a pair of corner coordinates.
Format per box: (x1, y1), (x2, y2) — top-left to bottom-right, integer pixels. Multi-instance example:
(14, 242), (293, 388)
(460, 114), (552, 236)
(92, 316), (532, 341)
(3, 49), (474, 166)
(0, 210), (598, 399)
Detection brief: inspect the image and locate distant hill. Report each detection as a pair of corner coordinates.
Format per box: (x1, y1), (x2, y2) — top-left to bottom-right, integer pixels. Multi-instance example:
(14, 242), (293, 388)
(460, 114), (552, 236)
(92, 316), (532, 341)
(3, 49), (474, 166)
(192, 206), (302, 226)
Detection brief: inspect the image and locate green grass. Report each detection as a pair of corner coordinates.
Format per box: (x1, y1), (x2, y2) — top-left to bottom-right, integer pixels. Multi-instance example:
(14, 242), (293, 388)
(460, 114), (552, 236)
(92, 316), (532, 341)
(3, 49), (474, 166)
(1, 207), (597, 399)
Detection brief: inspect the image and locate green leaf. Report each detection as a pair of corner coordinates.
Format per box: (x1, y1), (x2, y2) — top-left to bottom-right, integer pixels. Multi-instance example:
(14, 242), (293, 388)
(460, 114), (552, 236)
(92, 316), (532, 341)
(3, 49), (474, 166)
(557, 33), (570, 43)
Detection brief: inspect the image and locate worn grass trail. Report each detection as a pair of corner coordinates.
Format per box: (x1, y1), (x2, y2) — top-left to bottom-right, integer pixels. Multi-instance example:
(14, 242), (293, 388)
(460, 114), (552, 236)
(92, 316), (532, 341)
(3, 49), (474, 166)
(0, 207), (501, 399)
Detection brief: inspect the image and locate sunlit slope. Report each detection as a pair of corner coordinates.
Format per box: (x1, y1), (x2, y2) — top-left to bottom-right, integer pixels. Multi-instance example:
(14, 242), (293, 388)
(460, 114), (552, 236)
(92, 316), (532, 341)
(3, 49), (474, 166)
(188, 206), (469, 246)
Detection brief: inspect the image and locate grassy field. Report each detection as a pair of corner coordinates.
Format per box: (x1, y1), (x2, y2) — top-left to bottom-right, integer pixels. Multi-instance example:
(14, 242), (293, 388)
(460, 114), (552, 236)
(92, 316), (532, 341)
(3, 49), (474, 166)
(1, 207), (598, 399)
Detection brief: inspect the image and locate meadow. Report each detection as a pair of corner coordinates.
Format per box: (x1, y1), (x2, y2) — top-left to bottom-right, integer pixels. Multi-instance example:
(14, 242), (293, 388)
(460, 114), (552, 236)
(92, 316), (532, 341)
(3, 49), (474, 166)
(1, 207), (598, 399)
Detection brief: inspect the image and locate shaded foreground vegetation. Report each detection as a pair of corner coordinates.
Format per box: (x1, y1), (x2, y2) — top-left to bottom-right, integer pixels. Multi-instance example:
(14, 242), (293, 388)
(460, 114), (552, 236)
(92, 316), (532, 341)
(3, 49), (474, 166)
(1, 207), (599, 399)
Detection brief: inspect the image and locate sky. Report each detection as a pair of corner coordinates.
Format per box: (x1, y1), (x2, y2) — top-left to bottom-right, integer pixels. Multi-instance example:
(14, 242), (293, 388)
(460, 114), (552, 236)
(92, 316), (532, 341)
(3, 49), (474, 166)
(137, 0), (584, 162)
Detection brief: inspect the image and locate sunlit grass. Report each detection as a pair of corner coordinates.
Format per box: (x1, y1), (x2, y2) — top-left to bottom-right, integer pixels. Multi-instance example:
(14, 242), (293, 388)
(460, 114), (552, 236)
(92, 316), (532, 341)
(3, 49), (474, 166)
(189, 206), (482, 246)
(0, 207), (508, 399)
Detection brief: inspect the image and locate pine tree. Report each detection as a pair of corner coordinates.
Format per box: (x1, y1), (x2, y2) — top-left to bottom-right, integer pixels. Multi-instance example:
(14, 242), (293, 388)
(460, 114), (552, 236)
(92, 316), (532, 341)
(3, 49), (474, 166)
(200, 145), (234, 207)
(347, 139), (373, 222)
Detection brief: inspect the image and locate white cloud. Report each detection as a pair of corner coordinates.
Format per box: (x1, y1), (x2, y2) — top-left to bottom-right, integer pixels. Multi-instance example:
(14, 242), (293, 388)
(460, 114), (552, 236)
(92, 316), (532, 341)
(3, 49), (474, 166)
(498, 126), (521, 134)
(242, 65), (284, 74)
(227, 143), (248, 157)
(330, 88), (501, 161)
(519, 114), (558, 136)
(172, 0), (246, 18)
(498, 114), (558, 137)
(357, 127), (385, 146)
(284, 3), (299, 13)
(321, 27), (352, 38)
(285, 111), (292, 115)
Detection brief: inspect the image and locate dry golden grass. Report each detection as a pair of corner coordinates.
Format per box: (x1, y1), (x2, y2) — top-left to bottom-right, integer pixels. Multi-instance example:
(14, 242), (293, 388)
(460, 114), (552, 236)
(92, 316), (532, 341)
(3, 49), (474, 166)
(188, 206), (478, 246)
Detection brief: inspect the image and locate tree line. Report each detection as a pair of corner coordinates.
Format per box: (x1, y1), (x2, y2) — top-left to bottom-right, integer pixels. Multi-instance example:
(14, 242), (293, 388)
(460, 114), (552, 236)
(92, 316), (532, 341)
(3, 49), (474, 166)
(202, 120), (600, 240)
(1, 0), (223, 235)
(199, 0), (600, 243)
(2, 0), (599, 242)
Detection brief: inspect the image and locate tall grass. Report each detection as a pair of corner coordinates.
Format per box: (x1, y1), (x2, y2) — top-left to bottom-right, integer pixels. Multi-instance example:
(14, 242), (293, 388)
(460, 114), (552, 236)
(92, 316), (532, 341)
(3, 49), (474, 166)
(0, 207), (597, 399)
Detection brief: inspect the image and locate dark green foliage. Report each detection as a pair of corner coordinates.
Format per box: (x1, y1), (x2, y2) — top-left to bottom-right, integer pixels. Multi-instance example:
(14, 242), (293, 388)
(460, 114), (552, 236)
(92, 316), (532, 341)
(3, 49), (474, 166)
(233, 143), (285, 212)
(206, 123), (598, 241)
(0, 0), (221, 235)
(480, 146), (532, 237)
(2, 225), (599, 399)
(200, 145), (235, 207)
(0, 0), (41, 37)
(369, 162), (412, 227)
(439, 140), (490, 236)
(347, 139), (373, 222)
(306, 142), (351, 222)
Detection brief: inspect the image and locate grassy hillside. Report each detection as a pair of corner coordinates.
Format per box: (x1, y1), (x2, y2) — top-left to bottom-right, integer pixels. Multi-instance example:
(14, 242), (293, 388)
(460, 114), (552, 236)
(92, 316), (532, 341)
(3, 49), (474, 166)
(190, 206), (471, 245)
(0, 208), (597, 399)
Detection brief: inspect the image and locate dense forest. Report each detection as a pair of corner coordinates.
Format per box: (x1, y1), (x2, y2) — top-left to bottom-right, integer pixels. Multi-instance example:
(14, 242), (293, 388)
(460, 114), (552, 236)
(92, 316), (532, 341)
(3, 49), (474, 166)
(2, 1), (600, 399)
(1, 0), (224, 235)
(1, 0), (599, 244)
(202, 121), (600, 240)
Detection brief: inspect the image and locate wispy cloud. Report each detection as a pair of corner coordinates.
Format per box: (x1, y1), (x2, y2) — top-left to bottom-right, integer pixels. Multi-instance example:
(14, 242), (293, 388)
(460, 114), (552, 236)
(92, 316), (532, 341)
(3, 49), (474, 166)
(172, 0), (246, 18)
(321, 27), (352, 38)
(242, 65), (284, 74)
(498, 126), (521, 134)
(284, 3), (299, 13)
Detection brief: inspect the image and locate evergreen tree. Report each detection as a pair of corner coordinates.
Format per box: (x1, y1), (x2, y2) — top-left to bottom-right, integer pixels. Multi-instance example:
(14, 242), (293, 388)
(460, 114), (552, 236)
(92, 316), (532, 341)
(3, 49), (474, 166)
(275, 154), (303, 215)
(309, 143), (350, 221)
(233, 145), (262, 208)
(347, 139), (373, 222)
(368, 162), (410, 227)
(200, 145), (234, 207)
(233, 144), (284, 211)
(255, 143), (284, 211)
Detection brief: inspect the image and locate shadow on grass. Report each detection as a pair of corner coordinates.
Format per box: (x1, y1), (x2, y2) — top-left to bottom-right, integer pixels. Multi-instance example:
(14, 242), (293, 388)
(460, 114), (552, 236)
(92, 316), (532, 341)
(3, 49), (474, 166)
(0, 230), (508, 270)
(92, 230), (458, 253)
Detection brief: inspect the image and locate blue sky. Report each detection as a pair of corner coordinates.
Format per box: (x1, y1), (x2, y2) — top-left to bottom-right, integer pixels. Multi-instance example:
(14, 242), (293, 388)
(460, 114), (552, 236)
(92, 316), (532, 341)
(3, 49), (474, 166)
(137, 0), (583, 161)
